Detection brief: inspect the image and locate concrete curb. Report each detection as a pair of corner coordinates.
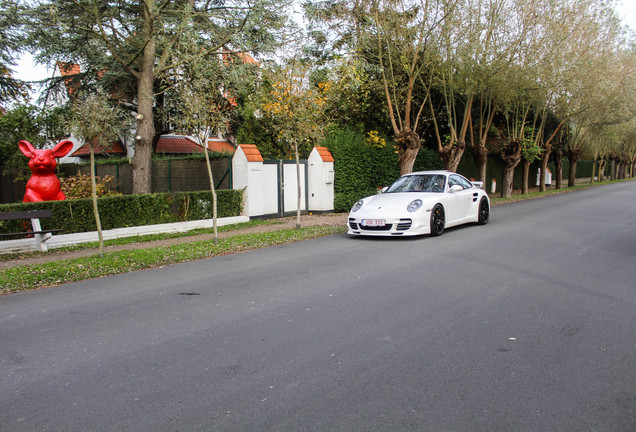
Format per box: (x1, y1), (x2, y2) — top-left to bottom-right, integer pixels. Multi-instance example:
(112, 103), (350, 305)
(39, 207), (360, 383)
(0, 216), (250, 254)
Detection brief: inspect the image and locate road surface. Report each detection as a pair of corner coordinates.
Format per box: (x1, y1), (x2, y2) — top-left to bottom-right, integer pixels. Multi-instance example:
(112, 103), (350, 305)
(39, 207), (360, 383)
(1, 182), (635, 431)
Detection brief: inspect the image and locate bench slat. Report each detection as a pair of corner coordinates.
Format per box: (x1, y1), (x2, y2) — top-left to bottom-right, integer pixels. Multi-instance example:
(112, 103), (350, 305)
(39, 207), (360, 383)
(0, 210), (53, 221)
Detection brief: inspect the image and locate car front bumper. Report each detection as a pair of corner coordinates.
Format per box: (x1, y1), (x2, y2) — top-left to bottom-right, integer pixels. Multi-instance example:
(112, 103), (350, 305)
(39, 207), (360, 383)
(347, 215), (430, 236)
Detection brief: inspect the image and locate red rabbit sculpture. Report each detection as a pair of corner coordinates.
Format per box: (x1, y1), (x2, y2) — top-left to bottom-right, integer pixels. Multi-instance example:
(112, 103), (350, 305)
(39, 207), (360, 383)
(19, 140), (74, 202)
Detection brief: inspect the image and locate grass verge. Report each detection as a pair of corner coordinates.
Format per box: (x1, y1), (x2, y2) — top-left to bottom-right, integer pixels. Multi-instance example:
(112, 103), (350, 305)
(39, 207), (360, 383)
(0, 225), (345, 294)
(0, 219), (283, 262)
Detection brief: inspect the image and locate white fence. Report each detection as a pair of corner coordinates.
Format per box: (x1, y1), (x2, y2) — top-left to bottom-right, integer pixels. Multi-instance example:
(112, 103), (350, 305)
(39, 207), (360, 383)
(233, 146), (334, 218)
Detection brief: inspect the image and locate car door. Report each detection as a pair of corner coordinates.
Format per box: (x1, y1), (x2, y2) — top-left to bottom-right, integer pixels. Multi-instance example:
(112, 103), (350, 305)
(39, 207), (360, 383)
(445, 174), (473, 223)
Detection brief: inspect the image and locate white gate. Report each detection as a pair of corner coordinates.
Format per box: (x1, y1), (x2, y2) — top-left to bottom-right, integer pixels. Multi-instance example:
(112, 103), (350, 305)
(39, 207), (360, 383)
(263, 160), (308, 217)
(233, 145), (332, 218)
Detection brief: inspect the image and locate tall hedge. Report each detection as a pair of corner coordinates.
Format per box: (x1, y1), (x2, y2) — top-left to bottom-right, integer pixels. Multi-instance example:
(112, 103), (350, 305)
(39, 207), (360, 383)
(0, 189), (243, 235)
(324, 126), (442, 212)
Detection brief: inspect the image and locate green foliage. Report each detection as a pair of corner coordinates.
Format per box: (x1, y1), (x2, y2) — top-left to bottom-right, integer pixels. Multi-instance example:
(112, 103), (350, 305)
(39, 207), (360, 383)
(235, 107), (286, 159)
(413, 147), (444, 172)
(259, 59), (331, 159)
(68, 89), (132, 147)
(0, 105), (44, 169)
(0, 190), (243, 234)
(0, 0), (30, 106)
(0, 105), (71, 183)
(23, 0), (289, 193)
(177, 190), (244, 221)
(324, 126), (398, 211)
(520, 125), (543, 163)
(325, 125), (444, 212)
(322, 59), (390, 133)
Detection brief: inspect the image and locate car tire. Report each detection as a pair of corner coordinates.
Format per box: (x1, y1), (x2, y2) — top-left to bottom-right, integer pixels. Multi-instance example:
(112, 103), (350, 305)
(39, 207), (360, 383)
(478, 197), (490, 225)
(430, 204), (445, 236)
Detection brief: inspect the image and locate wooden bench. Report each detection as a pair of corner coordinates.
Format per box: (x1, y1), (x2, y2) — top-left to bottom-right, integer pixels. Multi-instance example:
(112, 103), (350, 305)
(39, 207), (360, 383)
(0, 210), (63, 252)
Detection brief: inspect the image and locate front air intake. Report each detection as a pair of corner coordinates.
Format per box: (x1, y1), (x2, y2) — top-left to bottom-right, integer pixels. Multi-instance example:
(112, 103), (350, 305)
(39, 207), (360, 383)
(396, 219), (412, 231)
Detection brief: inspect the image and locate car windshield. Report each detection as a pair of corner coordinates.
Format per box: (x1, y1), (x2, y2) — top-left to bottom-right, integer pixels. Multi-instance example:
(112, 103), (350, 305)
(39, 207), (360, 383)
(386, 174), (446, 193)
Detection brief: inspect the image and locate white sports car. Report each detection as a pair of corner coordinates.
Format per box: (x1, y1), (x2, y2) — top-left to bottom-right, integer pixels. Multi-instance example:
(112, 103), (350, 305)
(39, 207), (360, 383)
(347, 170), (490, 237)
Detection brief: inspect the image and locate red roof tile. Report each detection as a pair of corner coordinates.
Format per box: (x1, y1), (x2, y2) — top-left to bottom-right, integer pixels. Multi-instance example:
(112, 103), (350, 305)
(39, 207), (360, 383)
(57, 62), (81, 97)
(222, 52), (259, 66)
(207, 138), (235, 155)
(72, 140), (126, 156)
(314, 146), (334, 162)
(155, 135), (203, 154)
(239, 144), (263, 162)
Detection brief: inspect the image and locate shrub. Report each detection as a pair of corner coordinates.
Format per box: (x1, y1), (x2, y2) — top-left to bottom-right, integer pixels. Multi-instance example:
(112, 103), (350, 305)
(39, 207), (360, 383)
(60, 172), (121, 199)
(0, 189), (243, 234)
(324, 126), (442, 212)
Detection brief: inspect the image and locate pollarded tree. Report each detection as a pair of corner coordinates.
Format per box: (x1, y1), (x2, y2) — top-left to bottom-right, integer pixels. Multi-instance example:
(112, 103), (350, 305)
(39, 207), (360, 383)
(259, 57), (330, 228)
(162, 29), (256, 242)
(620, 121), (636, 178)
(24, 0), (290, 194)
(68, 89), (132, 256)
(546, 1), (636, 186)
(587, 126), (614, 183)
(305, 0), (453, 175)
(430, 0), (529, 174)
(369, 0), (448, 175)
(495, 0), (627, 195)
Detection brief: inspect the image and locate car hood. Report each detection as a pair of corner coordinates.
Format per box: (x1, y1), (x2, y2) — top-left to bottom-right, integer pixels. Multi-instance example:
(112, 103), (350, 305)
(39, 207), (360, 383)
(361, 192), (438, 210)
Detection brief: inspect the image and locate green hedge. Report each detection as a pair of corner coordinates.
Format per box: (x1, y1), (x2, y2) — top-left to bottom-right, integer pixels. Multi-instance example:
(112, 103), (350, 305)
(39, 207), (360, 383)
(0, 189), (243, 235)
(325, 126), (442, 212)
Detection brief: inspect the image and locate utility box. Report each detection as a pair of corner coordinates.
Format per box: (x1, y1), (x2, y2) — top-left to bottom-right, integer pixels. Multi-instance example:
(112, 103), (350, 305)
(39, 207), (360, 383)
(308, 146), (335, 212)
(232, 144), (265, 217)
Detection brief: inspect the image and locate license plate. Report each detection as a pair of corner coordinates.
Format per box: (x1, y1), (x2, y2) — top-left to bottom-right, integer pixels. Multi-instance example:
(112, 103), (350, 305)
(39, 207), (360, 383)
(362, 219), (386, 227)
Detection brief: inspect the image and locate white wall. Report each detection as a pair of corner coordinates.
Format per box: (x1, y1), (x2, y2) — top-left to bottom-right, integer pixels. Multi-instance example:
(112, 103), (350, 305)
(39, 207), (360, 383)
(308, 149), (334, 212)
(233, 147), (334, 217)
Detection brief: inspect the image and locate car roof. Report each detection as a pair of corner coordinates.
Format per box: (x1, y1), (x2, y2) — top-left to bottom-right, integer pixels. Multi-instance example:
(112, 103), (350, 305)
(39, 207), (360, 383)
(404, 170), (451, 176)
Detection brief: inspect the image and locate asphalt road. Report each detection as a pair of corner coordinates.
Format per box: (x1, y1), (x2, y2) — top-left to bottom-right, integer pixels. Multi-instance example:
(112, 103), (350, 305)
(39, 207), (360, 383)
(1, 182), (635, 431)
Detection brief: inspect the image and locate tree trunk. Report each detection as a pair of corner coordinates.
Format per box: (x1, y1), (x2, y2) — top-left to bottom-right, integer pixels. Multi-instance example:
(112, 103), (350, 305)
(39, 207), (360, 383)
(203, 139), (218, 243)
(439, 138), (466, 173)
(553, 150), (563, 189)
(568, 159), (578, 187)
(473, 144), (488, 184)
(295, 144), (301, 229)
(501, 162), (518, 197)
(567, 148), (580, 187)
(539, 144), (551, 192)
(396, 128), (421, 175)
(500, 140), (521, 198)
(521, 159), (530, 194)
(90, 147), (104, 257)
(598, 159), (605, 182)
(132, 33), (156, 194)
(610, 158), (616, 181)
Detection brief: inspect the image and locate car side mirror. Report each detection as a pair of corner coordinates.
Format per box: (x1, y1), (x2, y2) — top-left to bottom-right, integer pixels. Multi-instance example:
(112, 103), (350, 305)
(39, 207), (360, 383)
(449, 185), (463, 193)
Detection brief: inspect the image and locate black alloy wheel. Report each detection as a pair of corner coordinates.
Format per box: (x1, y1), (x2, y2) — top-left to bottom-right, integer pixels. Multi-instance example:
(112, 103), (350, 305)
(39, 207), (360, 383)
(430, 204), (445, 236)
(478, 197), (490, 225)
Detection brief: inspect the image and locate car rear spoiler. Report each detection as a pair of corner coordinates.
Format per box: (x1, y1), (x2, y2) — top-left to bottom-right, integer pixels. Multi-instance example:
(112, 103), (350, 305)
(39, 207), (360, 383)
(471, 181), (484, 189)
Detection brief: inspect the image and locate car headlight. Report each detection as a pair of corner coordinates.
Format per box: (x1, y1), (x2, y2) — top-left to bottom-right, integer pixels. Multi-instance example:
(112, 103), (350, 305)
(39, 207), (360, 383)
(351, 200), (364, 212)
(407, 199), (423, 212)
